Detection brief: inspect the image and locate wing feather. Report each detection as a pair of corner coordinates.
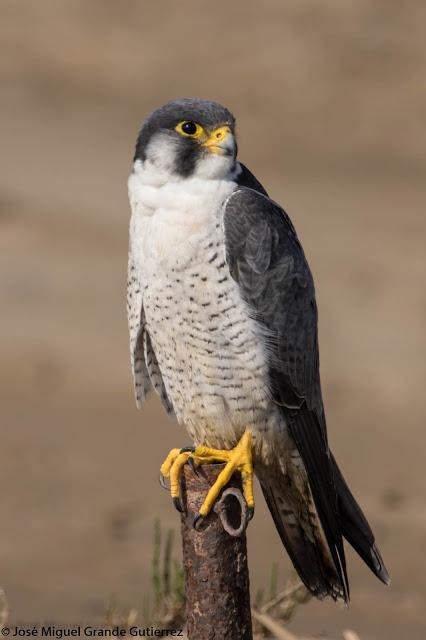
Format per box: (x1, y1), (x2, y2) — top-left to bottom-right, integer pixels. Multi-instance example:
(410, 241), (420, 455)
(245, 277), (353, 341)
(223, 187), (348, 599)
(127, 249), (151, 407)
(127, 247), (173, 414)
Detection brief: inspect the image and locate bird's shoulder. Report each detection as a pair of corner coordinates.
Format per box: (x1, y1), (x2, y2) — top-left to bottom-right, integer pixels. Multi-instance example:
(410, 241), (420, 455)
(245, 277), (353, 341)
(223, 181), (322, 415)
(234, 162), (269, 196)
(223, 184), (307, 285)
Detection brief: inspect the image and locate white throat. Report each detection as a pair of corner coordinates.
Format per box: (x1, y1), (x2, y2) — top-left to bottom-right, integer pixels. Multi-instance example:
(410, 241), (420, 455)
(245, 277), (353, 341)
(128, 159), (241, 274)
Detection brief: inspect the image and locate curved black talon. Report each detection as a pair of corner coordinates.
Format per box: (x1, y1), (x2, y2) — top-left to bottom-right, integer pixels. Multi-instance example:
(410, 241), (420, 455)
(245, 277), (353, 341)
(193, 513), (204, 530)
(172, 496), (184, 513)
(187, 456), (199, 476)
(180, 446), (195, 453)
(159, 472), (169, 490)
(247, 506), (255, 522)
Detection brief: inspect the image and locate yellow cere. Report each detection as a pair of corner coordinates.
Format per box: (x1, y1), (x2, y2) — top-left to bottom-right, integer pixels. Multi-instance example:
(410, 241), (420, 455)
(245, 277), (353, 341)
(203, 125), (231, 151)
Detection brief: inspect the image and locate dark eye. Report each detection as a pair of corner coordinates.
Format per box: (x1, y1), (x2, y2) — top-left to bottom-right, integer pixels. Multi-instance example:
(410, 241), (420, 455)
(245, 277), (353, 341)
(175, 120), (204, 138)
(181, 121), (197, 135)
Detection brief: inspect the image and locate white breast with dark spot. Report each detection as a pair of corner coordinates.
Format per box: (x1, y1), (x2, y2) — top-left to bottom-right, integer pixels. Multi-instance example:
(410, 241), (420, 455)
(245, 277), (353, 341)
(128, 160), (284, 454)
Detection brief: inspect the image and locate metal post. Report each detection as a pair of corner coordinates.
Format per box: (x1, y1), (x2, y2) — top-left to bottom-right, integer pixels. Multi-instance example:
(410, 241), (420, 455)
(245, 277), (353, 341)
(180, 463), (253, 640)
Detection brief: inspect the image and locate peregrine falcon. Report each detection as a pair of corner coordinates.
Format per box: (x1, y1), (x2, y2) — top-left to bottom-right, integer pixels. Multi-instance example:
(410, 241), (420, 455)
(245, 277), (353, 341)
(127, 98), (389, 602)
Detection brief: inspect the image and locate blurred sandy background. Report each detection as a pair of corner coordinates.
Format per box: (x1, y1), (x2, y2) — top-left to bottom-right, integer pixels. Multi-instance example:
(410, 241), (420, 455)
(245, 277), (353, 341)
(1, 1), (425, 638)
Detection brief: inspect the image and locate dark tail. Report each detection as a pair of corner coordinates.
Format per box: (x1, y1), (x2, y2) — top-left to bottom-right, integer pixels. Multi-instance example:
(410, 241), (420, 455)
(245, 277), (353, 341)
(260, 451), (390, 604)
(331, 453), (390, 586)
(260, 474), (348, 602)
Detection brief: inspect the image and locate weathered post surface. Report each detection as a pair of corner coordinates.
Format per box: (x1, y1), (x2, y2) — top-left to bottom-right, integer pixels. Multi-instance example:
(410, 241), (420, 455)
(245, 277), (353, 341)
(180, 463), (253, 640)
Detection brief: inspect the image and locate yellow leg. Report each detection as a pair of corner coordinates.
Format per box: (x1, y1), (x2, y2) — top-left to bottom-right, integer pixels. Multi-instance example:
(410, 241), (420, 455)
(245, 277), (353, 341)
(159, 430), (255, 524)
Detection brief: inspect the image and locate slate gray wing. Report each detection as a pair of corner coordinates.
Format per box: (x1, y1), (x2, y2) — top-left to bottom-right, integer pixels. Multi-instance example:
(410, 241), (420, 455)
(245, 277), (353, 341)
(223, 187), (349, 597)
(223, 187), (324, 419)
(127, 248), (174, 415)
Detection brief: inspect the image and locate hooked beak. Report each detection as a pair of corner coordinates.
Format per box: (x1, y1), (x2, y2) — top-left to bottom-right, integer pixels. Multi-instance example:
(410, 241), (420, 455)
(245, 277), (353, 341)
(202, 126), (236, 157)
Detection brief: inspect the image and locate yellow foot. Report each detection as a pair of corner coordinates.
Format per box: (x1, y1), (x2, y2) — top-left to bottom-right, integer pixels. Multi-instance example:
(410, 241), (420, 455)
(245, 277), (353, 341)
(160, 431), (254, 527)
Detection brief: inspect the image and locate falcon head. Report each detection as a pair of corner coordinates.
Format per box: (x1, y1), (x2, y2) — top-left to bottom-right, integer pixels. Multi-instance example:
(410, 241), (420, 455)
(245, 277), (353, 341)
(134, 98), (237, 180)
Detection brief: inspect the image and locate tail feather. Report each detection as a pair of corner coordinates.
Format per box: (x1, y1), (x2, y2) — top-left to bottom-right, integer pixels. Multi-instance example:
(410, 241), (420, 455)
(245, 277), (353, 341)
(259, 450), (390, 604)
(285, 406), (350, 601)
(331, 454), (390, 586)
(261, 478), (347, 601)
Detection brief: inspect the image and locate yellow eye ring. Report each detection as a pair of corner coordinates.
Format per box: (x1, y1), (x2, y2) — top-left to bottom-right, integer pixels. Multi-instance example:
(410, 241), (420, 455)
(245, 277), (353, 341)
(175, 121), (204, 138)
